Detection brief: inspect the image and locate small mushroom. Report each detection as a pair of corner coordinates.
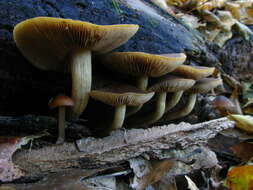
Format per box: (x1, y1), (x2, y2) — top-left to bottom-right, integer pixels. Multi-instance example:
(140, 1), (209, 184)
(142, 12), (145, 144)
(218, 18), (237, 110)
(89, 85), (154, 132)
(133, 75), (195, 125)
(48, 95), (74, 144)
(212, 95), (237, 116)
(13, 17), (139, 119)
(101, 52), (186, 116)
(171, 65), (215, 80)
(166, 78), (223, 121)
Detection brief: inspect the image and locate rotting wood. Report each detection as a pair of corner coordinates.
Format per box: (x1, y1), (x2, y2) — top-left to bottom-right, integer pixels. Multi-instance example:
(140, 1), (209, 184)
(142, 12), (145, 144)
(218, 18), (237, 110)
(12, 117), (234, 178)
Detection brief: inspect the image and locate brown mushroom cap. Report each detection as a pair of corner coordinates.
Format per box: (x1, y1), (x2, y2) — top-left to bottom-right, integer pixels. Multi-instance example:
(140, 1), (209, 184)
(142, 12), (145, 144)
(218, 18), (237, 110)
(148, 75), (195, 92)
(212, 95), (234, 108)
(101, 52), (186, 77)
(13, 17), (139, 71)
(90, 85), (154, 106)
(171, 65), (215, 80)
(187, 78), (222, 94)
(48, 95), (74, 109)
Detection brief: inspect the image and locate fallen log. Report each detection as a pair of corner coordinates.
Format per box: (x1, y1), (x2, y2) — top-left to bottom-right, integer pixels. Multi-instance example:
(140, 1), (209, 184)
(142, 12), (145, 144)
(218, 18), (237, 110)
(11, 117), (234, 178)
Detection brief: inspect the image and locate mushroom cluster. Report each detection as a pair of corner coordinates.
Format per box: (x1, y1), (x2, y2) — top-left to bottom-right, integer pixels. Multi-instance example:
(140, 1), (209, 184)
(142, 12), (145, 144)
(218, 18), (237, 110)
(13, 17), (222, 142)
(153, 0), (253, 47)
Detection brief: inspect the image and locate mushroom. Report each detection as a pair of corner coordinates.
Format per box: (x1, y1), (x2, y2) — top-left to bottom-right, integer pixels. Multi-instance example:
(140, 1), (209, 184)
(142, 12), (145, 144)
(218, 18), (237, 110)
(171, 65), (215, 80)
(166, 78), (223, 121)
(161, 65), (215, 113)
(89, 85), (154, 132)
(132, 75), (195, 125)
(101, 52), (186, 116)
(13, 17), (139, 119)
(48, 95), (74, 144)
(212, 95), (237, 116)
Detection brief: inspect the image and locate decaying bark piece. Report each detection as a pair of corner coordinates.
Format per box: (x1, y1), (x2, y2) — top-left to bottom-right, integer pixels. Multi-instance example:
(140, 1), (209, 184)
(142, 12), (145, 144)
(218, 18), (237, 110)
(12, 117), (234, 178)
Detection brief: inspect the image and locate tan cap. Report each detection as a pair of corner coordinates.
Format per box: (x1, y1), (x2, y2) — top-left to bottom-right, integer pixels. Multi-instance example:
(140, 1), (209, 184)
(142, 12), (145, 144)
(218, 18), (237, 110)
(90, 85), (154, 106)
(187, 78), (223, 94)
(48, 95), (74, 109)
(13, 17), (139, 71)
(101, 52), (186, 77)
(148, 75), (195, 92)
(172, 65), (215, 80)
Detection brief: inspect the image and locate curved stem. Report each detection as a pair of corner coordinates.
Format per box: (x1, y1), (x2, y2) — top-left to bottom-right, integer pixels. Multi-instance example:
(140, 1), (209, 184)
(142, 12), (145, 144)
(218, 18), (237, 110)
(136, 92), (167, 126)
(57, 106), (65, 144)
(165, 91), (184, 113)
(167, 93), (197, 121)
(126, 105), (142, 117)
(70, 50), (91, 119)
(110, 105), (126, 131)
(126, 76), (148, 117)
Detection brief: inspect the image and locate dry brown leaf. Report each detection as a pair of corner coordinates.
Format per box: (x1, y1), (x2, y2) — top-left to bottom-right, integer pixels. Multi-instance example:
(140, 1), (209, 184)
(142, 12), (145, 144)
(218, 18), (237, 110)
(0, 137), (25, 182)
(130, 158), (175, 190)
(151, 177), (177, 190)
(231, 141), (253, 162)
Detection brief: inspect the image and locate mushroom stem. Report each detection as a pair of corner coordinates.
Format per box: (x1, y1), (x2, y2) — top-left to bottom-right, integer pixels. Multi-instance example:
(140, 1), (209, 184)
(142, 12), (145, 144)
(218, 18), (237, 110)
(136, 76), (148, 91)
(136, 92), (167, 125)
(167, 93), (197, 121)
(57, 106), (66, 144)
(165, 91), (184, 112)
(126, 76), (148, 117)
(70, 50), (91, 119)
(110, 104), (126, 131)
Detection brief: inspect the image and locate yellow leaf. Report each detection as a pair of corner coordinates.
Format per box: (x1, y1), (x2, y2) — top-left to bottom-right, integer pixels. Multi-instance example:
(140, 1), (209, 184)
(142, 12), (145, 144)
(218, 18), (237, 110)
(227, 114), (253, 133)
(225, 165), (253, 190)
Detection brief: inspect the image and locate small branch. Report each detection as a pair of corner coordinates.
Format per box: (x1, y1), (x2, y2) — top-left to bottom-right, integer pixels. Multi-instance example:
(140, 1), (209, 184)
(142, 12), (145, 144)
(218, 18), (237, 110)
(13, 117), (234, 178)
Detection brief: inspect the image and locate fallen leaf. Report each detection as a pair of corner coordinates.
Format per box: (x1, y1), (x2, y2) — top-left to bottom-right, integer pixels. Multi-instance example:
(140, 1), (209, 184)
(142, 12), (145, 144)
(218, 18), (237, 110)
(151, 177), (177, 190)
(0, 133), (48, 182)
(185, 175), (199, 190)
(227, 114), (253, 133)
(130, 158), (175, 190)
(231, 141), (253, 162)
(229, 86), (243, 115)
(0, 137), (25, 182)
(224, 165), (253, 190)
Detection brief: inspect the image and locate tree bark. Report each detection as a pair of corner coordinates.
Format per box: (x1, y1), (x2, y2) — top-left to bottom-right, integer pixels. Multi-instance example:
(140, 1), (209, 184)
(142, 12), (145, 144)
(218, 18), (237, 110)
(12, 117), (234, 178)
